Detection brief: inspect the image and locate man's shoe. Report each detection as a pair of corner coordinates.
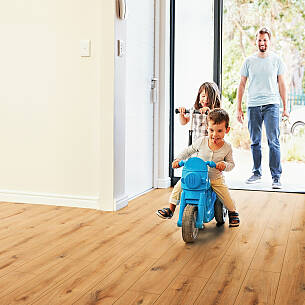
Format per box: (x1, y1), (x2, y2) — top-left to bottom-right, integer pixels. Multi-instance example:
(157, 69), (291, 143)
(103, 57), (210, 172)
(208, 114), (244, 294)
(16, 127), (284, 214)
(246, 174), (262, 184)
(272, 178), (282, 189)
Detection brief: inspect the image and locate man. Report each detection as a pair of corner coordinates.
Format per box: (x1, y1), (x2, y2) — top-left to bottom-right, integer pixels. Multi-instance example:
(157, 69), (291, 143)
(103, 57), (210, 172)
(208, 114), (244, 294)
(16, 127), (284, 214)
(237, 27), (289, 189)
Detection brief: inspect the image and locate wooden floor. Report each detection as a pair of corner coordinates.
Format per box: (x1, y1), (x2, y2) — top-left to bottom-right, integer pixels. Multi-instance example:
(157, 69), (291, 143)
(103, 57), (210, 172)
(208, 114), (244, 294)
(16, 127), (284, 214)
(0, 188), (304, 305)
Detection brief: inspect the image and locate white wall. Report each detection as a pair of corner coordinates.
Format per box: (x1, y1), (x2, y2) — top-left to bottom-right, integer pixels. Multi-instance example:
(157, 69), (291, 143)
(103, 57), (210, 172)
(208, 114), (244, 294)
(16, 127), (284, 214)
(100, 1), (115, 210)
(0, 0), (115, 210)
(0, 0), (170, 211)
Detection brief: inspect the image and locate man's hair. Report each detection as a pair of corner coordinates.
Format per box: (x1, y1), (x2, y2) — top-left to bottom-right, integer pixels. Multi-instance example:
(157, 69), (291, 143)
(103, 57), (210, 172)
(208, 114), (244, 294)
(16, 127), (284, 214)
(194, 82), (221, 110)
(256, 27), (272, 40)
(208, 108), (230, 129)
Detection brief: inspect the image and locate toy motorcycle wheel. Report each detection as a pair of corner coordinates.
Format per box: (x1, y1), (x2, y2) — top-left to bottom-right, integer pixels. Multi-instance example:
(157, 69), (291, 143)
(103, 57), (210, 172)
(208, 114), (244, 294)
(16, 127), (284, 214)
(182, 205), (199, 243)
(214, 198), (227, 226)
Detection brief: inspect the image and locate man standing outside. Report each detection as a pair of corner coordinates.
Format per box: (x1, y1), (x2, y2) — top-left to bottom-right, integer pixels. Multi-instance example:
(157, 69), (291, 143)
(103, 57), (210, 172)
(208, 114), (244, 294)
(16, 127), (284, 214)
(237, 27), (289, 189)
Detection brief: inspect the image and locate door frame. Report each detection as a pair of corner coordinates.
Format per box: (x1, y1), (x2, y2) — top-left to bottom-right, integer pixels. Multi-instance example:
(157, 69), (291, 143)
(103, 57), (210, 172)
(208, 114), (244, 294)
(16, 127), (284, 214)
(114, 0), (161, 209)
(169, 0), (223, 186)
(153, 0), (160, 188)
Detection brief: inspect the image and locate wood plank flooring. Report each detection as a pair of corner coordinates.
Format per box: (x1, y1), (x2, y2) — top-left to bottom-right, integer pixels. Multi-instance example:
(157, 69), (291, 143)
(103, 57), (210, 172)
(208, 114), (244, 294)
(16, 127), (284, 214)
(0, 188), (304, 305)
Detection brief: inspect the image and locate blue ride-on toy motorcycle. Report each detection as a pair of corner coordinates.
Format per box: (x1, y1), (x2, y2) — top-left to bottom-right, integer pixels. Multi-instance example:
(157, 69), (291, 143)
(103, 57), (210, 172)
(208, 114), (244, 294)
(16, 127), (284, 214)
(177, 157), (227, 243)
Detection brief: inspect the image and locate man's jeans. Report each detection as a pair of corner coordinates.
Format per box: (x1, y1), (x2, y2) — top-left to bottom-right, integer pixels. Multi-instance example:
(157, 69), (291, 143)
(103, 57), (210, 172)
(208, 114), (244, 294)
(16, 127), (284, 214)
(247, 104), (282, 179)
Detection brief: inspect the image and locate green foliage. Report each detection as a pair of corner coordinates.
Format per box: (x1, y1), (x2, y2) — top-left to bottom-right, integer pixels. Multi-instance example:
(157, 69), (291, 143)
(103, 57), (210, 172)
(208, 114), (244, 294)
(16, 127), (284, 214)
(223, 88), (237, 105)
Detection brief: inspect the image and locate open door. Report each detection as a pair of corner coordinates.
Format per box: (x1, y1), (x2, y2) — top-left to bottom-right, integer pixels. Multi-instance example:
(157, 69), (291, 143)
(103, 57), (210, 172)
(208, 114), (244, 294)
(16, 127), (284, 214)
(125, 0), (156, 199)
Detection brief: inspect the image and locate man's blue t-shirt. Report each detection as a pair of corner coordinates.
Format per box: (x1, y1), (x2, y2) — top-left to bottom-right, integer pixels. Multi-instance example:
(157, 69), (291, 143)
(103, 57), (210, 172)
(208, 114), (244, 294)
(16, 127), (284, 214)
(240, 52), (285, 107)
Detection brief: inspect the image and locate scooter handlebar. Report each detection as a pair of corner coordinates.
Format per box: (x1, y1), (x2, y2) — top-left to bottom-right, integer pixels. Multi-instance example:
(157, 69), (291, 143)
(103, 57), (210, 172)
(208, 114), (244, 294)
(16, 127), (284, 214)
(175, 108), (189, 114)
(178, 160), (185, 167)
(177, 160), (216, 168)
(175, 108), (208, 115)
(207, 161), (216, 168)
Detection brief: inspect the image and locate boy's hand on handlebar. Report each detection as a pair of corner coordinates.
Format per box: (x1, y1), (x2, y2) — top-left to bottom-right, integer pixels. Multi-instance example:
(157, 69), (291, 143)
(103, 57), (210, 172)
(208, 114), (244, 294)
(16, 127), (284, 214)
(199, 107), (210, 114)
(216, 162), (226, 171)
(172, 159), (181, 168)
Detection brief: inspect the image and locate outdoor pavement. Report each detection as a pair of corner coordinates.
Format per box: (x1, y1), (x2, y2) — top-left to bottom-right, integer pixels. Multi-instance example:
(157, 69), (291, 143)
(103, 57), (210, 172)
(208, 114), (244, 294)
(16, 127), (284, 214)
(224, 146), (305, 193)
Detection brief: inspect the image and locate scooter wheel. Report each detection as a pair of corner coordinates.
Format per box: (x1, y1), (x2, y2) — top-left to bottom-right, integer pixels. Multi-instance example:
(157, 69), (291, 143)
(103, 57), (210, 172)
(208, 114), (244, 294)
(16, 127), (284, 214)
(182, 205), (199, 243)
(214, 198), (227, 226)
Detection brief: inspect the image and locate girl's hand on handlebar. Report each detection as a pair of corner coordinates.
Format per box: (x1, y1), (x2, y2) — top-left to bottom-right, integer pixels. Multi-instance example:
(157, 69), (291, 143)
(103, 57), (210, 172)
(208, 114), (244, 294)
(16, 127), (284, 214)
(178, 107), (186, 116)
(178, 107), (190, 125)
(199, 107), (210, 114)
(216, 162), (226, 171)
(172, 159), (181, 168)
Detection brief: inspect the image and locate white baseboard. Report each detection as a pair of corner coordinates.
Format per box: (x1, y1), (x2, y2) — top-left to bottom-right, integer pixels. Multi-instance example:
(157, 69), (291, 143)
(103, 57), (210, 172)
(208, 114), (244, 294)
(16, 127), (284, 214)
(127, 188), (154, 202)
(0, 189), (99, 210)
(114, 193), (129, 211)
(157, 177), (171, 188)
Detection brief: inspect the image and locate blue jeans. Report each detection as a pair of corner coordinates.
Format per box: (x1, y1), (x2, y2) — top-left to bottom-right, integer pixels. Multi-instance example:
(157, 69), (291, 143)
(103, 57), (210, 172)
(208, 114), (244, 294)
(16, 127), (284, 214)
(247, 104), (282, 179)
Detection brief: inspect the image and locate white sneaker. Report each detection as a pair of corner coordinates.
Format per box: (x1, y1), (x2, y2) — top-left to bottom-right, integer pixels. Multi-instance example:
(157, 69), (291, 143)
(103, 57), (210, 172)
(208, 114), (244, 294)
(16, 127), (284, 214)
(246, 174), (262, 184)
(272, 178), (282, 189)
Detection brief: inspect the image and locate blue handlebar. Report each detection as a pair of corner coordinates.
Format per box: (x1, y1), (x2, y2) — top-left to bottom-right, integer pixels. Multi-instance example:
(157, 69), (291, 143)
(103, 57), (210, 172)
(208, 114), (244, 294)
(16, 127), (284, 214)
(178, 160), (216, 168)
(207, 161), (216, 168)
(178, 160), (185, 167)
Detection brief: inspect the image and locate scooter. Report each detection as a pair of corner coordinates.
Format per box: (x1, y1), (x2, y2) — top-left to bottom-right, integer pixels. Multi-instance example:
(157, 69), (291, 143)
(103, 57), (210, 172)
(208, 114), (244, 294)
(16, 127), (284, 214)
(176, 157), (227, 243)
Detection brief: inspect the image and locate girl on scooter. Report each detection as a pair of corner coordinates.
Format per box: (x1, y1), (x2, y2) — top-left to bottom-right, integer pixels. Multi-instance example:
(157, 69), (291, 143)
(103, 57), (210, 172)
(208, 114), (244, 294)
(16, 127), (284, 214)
(178, 82), (221, 141)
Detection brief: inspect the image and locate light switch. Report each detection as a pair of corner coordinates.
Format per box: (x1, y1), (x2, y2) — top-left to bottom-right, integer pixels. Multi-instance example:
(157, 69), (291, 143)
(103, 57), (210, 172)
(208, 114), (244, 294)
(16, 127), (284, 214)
(80, 40), (91, 57)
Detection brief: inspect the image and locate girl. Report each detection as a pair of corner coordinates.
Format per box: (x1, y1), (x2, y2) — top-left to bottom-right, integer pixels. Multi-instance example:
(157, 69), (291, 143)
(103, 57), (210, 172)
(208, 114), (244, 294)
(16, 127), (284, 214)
(178, 82), (221, 142)
(156, 82), (222, 220)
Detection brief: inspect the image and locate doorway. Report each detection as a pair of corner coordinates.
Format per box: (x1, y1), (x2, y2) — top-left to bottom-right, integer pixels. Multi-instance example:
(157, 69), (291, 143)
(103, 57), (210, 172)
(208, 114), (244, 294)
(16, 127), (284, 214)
(169, 0), (219, 184)
(222, 0), (305, 193)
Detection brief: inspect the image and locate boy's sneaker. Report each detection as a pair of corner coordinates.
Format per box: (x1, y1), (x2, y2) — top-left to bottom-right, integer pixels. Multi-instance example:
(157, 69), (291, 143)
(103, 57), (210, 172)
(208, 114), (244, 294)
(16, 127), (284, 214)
(272, 178), (282, 189)
(246, 174), (262, 184)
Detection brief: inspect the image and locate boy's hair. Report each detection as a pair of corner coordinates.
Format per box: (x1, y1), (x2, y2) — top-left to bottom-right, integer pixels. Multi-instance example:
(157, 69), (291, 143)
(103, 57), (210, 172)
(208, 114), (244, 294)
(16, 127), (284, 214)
(256, 27), (272, 40)
(194, 82), (221, 110)
(208, 108), (230, 129)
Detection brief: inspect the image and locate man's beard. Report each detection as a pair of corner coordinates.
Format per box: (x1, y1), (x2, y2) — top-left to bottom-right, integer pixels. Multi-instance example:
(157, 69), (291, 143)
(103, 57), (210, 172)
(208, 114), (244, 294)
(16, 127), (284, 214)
(259, 46), (266, 52)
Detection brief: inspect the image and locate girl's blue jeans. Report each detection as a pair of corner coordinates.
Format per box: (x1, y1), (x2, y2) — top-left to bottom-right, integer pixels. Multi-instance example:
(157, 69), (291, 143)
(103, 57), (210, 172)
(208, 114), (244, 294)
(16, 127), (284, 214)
(247, 104), (282, 179)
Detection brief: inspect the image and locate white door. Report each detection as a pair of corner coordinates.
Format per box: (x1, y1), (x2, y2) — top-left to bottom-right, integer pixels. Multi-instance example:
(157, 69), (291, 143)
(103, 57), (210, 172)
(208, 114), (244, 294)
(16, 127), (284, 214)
(125, 0), (155, 199)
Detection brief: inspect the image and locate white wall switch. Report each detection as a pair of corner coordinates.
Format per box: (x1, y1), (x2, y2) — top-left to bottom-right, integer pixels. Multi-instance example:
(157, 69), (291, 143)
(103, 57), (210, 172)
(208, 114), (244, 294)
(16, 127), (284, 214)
(80, 40), (91, 57)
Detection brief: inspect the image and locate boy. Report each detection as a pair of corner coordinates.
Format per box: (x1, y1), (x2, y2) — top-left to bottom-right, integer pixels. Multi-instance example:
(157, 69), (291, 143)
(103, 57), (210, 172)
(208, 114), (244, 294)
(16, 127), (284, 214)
(156, 108), (240, 227)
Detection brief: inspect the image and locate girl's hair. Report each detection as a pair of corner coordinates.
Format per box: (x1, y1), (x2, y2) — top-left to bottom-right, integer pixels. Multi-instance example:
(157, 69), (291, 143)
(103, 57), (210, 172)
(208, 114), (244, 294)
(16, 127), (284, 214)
(194, 82), (221, 110)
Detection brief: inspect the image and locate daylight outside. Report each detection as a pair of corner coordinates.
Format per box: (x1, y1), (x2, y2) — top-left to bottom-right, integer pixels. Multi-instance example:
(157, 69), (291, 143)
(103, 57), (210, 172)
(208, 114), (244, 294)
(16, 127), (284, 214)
(173, 0), (305, 190)
(173, 0), (214, 178)
(222, 0), (305, 190)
